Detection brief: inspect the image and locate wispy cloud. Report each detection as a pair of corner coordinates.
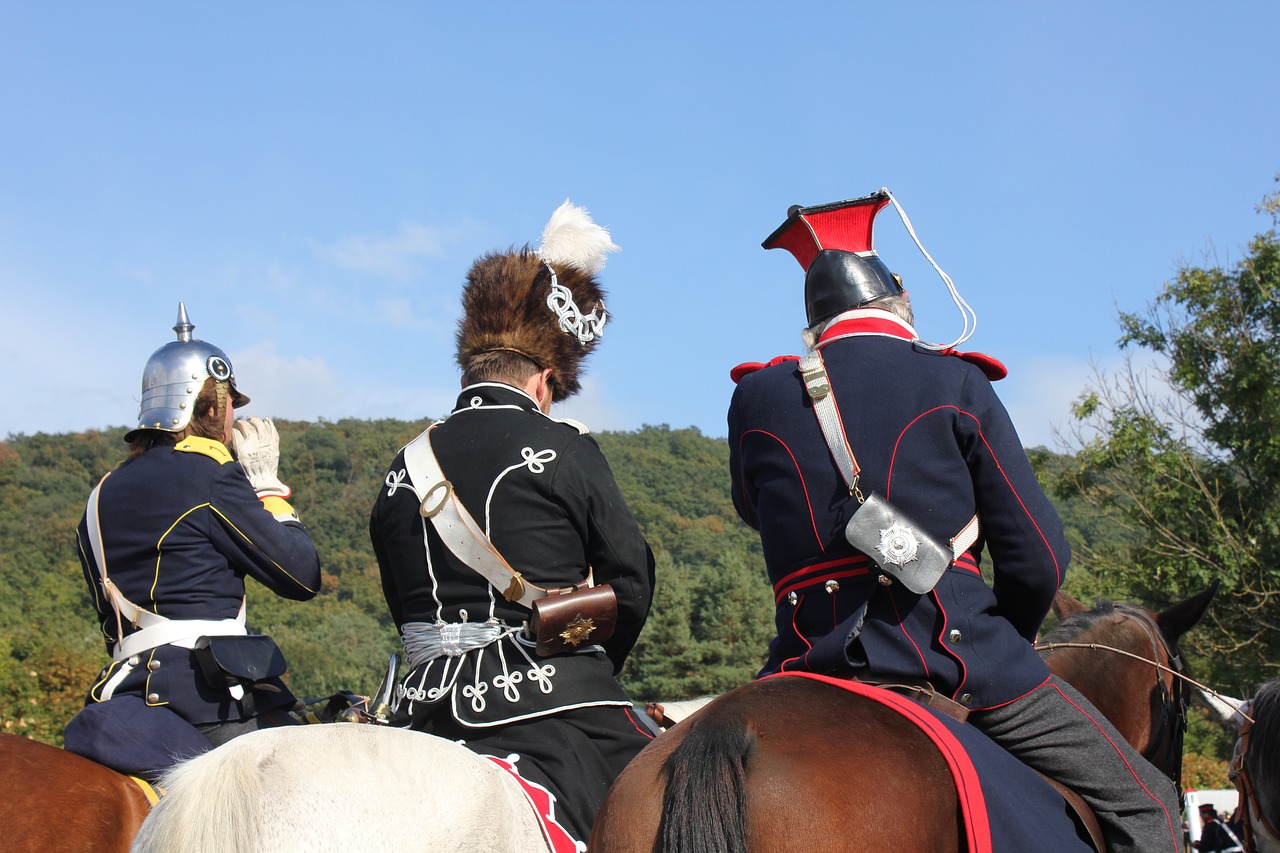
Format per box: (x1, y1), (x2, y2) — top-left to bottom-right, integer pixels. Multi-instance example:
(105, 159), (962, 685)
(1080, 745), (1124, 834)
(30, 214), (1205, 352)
(307, 221), (460, 281)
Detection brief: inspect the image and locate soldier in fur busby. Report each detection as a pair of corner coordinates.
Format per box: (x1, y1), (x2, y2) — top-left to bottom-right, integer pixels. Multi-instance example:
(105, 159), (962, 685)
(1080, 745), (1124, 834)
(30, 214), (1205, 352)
(370, 201), (657, 846)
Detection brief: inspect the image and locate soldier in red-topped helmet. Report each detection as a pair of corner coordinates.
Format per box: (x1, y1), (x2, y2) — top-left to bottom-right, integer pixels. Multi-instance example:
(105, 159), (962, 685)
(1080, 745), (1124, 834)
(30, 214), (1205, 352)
(728, 190), (1181, 853)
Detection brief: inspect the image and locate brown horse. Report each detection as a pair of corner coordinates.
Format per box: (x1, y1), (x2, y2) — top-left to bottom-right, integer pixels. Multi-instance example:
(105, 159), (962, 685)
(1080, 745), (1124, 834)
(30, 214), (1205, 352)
(588, 584), (1217, 853)
(0, 733), (153, 852)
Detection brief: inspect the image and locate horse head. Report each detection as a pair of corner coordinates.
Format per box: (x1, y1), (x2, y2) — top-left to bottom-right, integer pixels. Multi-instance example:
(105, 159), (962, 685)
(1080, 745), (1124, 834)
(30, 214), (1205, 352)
(1040, 582), (1218, 790)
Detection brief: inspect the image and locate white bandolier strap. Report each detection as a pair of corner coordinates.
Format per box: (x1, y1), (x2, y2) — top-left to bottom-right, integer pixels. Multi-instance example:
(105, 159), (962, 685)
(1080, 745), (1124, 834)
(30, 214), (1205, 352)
(799, 349), (979, 562)
(799, 352), (860, 489)
(86, 475), (249, 663)
(401, 426), (558, 610)
(951, 515), (980, 561)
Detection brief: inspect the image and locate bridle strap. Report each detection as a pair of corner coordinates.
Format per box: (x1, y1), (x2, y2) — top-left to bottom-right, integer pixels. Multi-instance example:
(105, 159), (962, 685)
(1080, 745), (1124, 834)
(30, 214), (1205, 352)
(1235, 718), (1280, 853)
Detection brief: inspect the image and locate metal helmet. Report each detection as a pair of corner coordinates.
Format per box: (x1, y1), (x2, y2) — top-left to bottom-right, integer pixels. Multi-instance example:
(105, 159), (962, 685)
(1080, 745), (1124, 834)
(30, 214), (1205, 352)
(761, 190), (903, 327)
(125, 303), (249, 440)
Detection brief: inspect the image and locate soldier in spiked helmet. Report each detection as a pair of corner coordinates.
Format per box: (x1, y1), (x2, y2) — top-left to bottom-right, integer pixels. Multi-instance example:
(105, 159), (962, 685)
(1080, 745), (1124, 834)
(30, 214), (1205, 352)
(64, 305), (321, 779)
(370, 202), (657, 846)
(728, 190), (1182, 853)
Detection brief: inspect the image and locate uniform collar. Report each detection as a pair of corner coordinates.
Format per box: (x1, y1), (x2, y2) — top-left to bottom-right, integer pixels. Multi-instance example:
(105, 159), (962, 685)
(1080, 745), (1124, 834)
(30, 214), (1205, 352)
(452, 382), (542, 415)
(813, 307), (917, 348)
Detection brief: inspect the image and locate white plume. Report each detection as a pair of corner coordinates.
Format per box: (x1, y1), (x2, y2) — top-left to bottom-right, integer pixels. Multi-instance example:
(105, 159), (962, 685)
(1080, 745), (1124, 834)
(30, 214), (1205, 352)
(537, 200), (619, 274)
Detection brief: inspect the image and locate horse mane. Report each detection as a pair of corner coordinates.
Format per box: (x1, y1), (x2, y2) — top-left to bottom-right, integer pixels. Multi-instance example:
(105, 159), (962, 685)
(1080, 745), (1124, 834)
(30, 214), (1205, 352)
(1249, 679), (1280, 782)
(1040, 599), (1119, 646)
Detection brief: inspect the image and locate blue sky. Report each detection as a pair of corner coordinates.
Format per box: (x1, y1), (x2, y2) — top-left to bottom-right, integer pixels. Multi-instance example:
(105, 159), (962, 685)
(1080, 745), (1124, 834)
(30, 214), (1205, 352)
(2, 2), (1276, 449)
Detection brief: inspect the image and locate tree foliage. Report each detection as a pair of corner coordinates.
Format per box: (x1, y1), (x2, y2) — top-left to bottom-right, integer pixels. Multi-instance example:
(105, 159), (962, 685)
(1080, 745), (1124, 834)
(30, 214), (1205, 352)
(0, 421), (775, 743)
(1059, 183), (1280, 699)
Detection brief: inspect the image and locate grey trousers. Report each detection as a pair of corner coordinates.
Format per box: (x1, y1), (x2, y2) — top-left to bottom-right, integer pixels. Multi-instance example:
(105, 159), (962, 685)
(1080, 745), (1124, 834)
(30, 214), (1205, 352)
(969, 675), (1183, 853)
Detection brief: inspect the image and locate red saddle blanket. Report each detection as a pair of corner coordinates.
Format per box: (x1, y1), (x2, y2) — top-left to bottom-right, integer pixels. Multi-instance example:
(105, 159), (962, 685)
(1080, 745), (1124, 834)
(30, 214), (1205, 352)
(485, 754), (584, 853)
(761, 672), (1095, 853)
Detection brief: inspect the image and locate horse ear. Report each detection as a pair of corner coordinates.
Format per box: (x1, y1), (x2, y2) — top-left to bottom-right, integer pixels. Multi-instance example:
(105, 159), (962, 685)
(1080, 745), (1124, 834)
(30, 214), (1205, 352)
(1052, 590), (1089, 619)
(1155, 579), (1220, 644)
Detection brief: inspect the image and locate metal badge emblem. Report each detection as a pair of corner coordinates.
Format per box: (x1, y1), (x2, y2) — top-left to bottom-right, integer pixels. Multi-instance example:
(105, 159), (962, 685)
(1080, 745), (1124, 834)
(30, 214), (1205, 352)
(559, 614), (597, 647)
(207, 355), (232, 381)
(876, 521), (920, 566)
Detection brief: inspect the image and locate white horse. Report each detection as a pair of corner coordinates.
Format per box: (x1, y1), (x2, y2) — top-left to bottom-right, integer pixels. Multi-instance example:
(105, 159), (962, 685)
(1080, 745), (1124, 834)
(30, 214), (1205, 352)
(131, 724), (550, 853)
(130, 698), (716, 853)
(1201, 681), (1280, 853)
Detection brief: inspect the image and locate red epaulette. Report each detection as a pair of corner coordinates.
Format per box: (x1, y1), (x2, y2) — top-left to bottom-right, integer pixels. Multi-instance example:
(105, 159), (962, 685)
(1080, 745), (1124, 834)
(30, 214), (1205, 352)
(730, 355), (800, 384)
(939, 348), (1008, 381)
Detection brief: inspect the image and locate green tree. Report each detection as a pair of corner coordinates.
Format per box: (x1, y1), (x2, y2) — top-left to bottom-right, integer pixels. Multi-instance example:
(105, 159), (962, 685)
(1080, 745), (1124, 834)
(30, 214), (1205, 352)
(1060, 181), (1280, 698)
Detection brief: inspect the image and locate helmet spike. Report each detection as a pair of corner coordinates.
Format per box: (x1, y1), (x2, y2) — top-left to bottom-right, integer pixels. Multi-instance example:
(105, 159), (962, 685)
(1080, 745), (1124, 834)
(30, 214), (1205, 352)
(173, 302), (195, 342)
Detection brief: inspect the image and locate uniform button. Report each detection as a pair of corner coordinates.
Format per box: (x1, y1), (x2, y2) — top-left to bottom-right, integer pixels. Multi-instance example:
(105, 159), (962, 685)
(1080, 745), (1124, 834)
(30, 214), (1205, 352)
(147, 693), (160, 703)
(948, 629), (962, 644)
(824, 580), (840, 594)
(959, 693), (972, 705)
(786, 591), (799, 605)
(147, 660), (161, 671)
(877, 574), (893, 586)
(128, 656), (140, 665)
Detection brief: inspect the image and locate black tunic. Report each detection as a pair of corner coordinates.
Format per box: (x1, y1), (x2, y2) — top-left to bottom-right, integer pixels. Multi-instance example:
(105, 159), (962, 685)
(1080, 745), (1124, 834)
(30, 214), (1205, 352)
(370, 382), (657, 842)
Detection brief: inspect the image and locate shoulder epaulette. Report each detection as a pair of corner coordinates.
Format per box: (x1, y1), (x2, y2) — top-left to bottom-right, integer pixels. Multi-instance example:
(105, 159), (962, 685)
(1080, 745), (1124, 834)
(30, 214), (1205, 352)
(730, 355), (801, 385)
(937, 348), (1008, 381)
(174, 436), (234, 464)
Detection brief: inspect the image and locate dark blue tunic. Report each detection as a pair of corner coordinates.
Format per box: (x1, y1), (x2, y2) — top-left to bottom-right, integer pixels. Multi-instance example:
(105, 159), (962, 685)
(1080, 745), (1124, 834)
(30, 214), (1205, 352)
(728, 311), (1069, 710)
(74, 437), (321, 723)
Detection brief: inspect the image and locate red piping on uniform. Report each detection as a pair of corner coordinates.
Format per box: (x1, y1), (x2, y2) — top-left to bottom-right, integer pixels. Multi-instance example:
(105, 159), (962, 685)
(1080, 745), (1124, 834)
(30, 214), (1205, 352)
(1048, 682), (1182, 852)
(774, 566), (872, 604)
(931, 588), (966, 696)
(622, 705), (657, 739)
(780, 598), (814, 672)
(774, 555), (872, 590)
(740, 429), (825, 551)
(887, 406), (1062, 586)
(888, 585), (930, 676)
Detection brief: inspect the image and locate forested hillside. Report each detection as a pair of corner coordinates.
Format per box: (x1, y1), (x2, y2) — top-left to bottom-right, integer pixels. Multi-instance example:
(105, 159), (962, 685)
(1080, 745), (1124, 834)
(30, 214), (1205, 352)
(0, 420), (1231, 786)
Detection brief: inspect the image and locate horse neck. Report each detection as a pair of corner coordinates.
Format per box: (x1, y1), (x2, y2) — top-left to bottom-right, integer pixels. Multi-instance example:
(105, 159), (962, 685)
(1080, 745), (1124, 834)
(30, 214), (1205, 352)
(1044, 613), (1168, 754)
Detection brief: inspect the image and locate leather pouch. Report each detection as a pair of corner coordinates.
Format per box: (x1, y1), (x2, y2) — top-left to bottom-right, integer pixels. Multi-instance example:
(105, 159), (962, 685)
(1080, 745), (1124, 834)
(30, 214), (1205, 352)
(194, 634), (287, 688)
(529, 583), (617, 656)
(844, 492), (952, 595)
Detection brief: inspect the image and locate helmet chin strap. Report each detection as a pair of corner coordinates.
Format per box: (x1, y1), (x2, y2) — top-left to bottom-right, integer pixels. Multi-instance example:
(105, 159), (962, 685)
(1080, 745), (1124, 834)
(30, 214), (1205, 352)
(881, 188), (977, 351)
(213, 380), (230, 441)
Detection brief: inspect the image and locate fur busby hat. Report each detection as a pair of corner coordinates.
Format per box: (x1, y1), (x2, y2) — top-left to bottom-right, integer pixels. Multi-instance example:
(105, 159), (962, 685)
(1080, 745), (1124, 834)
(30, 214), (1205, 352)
(762, 189), (903, 327)
(456, 201), (618, 402)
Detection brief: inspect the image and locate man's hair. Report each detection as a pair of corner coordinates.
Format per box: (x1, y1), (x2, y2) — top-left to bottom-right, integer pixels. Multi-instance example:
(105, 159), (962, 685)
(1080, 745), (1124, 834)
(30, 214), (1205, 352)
(461, 349), (544, 389)
(126, 378), (227, 459)
(865, 293), (914, 326)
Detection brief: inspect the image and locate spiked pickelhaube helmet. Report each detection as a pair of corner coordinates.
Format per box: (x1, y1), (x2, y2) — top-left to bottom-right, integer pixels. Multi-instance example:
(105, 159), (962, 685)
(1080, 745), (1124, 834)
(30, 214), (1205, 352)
(762, 189), (903, 328)
(455, 201), (618, 403)
(125, 303), (249, 441)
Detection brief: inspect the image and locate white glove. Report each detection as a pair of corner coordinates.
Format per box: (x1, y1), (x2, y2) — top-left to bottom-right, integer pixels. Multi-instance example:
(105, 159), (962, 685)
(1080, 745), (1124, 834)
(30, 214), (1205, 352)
(232, 417), (292, 498)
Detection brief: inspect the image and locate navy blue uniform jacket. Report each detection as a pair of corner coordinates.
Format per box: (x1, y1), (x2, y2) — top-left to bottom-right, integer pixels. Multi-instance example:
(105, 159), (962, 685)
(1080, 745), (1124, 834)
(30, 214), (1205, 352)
(75, 437), (321, 723)
(728, 311), (1069, 710)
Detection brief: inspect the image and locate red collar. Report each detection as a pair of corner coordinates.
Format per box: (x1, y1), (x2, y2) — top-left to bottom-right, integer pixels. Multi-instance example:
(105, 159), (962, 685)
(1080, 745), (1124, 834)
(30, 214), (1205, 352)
(815, 308), (917, 346)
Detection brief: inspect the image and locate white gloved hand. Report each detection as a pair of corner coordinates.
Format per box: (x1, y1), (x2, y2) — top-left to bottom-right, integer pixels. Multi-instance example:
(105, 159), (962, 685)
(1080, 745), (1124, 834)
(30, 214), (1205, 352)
(232, 417), (292, 498)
